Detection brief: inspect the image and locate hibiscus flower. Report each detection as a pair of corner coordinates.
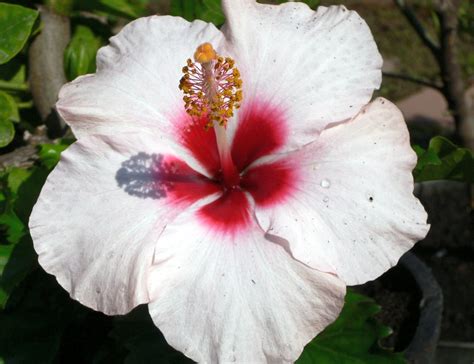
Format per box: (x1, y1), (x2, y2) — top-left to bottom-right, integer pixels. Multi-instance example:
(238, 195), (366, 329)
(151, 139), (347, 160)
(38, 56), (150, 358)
(29, 0), (429, 362)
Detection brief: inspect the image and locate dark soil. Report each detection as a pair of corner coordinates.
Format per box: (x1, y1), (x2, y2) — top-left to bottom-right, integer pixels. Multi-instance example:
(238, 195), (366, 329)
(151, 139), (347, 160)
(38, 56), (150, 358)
(416, 251), (474, 341)
(414, 181), (474, 342)
(355, 263), (421, 351)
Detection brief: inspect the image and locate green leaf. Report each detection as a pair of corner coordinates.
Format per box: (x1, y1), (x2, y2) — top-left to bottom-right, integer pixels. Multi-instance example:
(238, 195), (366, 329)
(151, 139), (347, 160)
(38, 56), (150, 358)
(0, 61), (26, 92)
(100, 0), (144, 17)
(0, 3), (39, 65)
(0, 91), (17, 147)
(13, 166), (49, 224)
(0, 245), (14, 307)
(0, 119), (14, 147)
(413, 136), (474, 183)
(38, 143), (68, 169)
(78, 0), (145, 19)
(0, 90), (19, 122)
(7, 167), (32, 196)
(0, 168), (31, 244)
(0, 235), (37, 308)
(297, 291), (405, 364)
(171, 0), (225, 26)
(0, 245), (13, 276)
(0, 210), (25, 244)
(64, 25), (101, 81)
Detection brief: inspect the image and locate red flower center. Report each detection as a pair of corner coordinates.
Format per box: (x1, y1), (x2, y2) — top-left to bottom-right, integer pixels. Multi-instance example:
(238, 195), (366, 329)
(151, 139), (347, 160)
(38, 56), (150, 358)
(165, 100), (298, 235)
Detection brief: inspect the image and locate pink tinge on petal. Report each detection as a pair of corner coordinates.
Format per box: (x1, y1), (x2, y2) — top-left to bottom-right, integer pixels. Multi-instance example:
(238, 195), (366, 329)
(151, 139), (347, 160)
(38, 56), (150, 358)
(231, 100), (288, 171)
(174, 113), (220, 176)
(197, 189), (251, 235)
(157, 156), (221, 204)
(241, 160), (299, 208)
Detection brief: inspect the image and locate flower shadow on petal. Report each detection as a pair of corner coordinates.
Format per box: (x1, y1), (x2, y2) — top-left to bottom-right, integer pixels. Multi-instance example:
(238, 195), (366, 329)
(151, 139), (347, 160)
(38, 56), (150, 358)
(115, 152), (168, 199)
(115, 152), (218, 203)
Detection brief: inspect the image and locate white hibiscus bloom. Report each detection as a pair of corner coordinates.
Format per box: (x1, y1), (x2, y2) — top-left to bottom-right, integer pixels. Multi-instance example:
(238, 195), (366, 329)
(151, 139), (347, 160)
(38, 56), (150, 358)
(29, 0), (429, 362)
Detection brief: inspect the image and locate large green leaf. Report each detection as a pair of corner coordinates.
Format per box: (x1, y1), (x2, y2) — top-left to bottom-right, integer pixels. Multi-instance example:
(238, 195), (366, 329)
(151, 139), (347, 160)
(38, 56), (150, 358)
(0, 3), (38, 65)
(64, 25), (101, 81)
(297, 291), (405, 364)
(413, 136), (474, 183)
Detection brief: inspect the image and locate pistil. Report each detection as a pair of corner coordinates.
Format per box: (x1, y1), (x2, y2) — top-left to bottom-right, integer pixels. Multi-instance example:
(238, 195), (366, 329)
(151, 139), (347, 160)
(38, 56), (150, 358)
(179, 43), (243, 188)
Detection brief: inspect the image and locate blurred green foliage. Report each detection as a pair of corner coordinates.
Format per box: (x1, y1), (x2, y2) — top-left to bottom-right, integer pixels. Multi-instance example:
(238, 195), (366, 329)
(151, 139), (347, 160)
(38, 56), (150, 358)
(171, 0), (225, 25)
(64, 25), (101, 80)
(0, 2), (37, 147)
(76, 0), (147, 19)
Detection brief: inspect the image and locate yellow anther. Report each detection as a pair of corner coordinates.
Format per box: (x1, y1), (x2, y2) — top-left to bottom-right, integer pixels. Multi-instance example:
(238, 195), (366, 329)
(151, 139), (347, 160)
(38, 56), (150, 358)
(235, 90), (243, 101)
(179, 43), (243, 128)
(194, 42), (217, 64)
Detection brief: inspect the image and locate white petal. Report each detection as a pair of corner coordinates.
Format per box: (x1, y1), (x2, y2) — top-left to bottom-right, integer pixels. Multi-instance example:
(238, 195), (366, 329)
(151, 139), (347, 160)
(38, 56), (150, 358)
(254, 98), (429, 285)
(29, 132), (217, 314)
(147, 201), (345, 363)
(222, 1), (382, 150)
(57, 16), (224, 139)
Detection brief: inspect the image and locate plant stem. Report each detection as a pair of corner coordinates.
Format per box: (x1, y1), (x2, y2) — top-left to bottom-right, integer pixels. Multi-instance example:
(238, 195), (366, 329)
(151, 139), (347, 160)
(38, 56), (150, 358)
(0, 80), (28, 92)
(434, 0), (474, 149)
(394, 0), (441, 58)
(383, 72), (443, 90)
(17, 101), (34, 109)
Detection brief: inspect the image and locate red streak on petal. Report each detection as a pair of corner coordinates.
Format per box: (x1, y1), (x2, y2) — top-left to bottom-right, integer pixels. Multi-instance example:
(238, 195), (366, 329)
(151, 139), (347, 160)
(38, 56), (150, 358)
(167, 100), (298, 235)
(158, 156), (220, 205)
(241, 160), (298, 207)
(173, 113), (220, 177)
(231, 101), (288, 171)
(198, 189), (251, 235)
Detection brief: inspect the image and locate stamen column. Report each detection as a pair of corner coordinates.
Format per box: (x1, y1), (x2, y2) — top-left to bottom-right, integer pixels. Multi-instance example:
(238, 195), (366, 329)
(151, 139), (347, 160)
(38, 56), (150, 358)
(179, 42), (243, 188)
